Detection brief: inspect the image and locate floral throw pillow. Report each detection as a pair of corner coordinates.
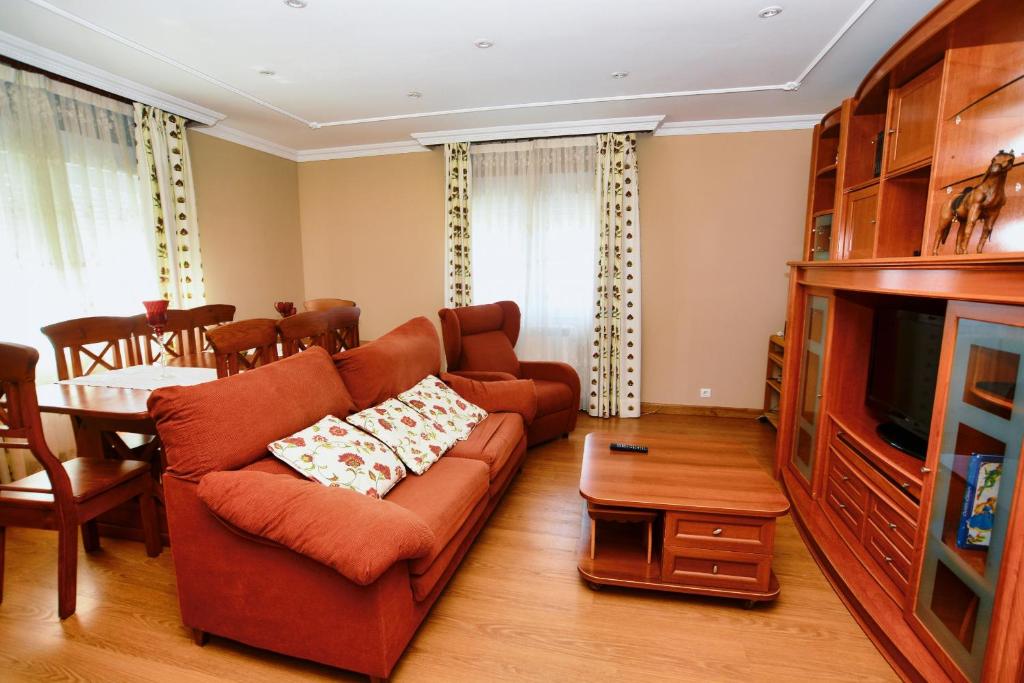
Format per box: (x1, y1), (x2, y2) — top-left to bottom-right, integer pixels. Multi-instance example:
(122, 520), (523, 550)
(346, 398), (458, 475)
(267, 416), (406, 499)
(397, 375), (488, 441)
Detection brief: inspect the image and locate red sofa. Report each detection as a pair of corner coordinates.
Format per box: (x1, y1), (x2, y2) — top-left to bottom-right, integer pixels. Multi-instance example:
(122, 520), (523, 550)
(148, 317), (534, 681)
(438, 300), (580, 445)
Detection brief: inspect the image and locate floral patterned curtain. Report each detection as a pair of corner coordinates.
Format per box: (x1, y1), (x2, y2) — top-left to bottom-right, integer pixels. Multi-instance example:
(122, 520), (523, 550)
(588, 133), (641, 418)
(134, 103), (206, 306)
(444, 142), (473, 307)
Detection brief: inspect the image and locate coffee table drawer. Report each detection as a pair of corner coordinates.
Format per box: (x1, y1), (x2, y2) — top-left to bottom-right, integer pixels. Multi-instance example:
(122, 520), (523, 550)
(661, 546), (771, 592)
(663, 512), (774, 555)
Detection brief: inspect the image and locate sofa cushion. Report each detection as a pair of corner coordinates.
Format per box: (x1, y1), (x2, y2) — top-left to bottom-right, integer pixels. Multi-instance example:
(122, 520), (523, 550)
(268, 416), (406, 498)
(241, 456), (302, 477)
(534, 379), (574, 416)
(346, 399), (457, 475)
(148, 347), (356, 482)
(441, 373), (537, 425)
(398, 375), (487, 440)
(385, 457), (489, 575)
(332, 317), (441, 411)
(197, 470), (434, 586)
(446, 413), (524, 481)
(459, 331), (521, 376)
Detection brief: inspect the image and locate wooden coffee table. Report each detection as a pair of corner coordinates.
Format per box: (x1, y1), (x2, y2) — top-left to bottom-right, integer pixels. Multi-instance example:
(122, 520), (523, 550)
(577, 431), (790, 605)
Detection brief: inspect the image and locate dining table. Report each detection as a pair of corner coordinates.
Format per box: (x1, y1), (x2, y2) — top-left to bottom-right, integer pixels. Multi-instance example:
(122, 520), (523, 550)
(34, 354), (218, 543)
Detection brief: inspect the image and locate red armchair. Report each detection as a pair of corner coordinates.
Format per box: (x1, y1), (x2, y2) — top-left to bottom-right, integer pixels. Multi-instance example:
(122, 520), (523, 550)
(438, 301), (580, 446)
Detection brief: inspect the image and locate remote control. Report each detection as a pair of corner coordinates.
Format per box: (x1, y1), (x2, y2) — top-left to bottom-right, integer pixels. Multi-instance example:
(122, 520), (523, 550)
(610, 442), (648, 453)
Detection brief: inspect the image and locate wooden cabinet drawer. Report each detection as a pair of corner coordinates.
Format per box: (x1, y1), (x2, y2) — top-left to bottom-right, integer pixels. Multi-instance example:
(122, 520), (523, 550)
(867, 493), (918, 561)
(827, 446), (869, 508)
(824, 474), (864, 536)
(864, 521), (911, 595)
(661, 546), (771, 593)
(833, 430), (922, 502)
(663, 512), (774, 555)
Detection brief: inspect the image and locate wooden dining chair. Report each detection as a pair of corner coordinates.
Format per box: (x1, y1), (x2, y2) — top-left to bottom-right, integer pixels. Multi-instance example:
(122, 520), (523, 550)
(323, 305), (361, 352)
(188, 304), (236, 353)
(277, 311), (329, 357)
(39, 316), (138, 380)
(206, 319), (280, 378)
(303, 298), (357, 312)
(0, 342), (161, 619)
(130, 309), (195, 365)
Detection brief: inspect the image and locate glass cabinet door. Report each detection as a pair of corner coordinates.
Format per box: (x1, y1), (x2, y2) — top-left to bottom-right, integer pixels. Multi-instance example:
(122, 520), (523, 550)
(791, 295), (829, 486)
(915, 309), (1024, 682)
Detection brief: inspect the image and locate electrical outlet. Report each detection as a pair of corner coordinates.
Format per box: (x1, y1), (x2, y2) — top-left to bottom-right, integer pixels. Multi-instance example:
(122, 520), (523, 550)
(700, 388), (712, 398)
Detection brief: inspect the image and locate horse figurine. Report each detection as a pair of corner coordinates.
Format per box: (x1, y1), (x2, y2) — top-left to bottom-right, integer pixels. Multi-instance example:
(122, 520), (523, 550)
(933, 150), (1015, 255)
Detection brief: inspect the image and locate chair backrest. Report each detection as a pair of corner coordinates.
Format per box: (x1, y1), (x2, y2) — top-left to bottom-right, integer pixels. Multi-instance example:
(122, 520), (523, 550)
(304, 298), (356, 312)
(0, 343), (72, 503)
(437, 301), (522, 376)
(323, 305), (361, 353)
(277, 311), (329, 357)
(40, 316), (138, 380)
(206, 318), (280, 378)
(189, 304), (236, 352)
(131, 309), (196, 365)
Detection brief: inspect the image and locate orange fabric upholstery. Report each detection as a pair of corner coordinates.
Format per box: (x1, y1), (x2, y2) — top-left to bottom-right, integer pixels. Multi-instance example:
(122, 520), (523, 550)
(438, 301), (580, 445)
(333, 316), (441, 411)
(148, 347), (355, 482)
(451, 370), (518, 382)
(197, 471), (434, 585)
(442, 373), (537, 425)
(447, 413), (524, 481)
(385, 457), (489, 575)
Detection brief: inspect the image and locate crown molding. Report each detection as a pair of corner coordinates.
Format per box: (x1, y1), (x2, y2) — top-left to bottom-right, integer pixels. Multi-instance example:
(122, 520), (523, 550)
(411, 115), (666, 146)
(654, 114), (821, 136)
(0, 29), (224, 125)
(188, 123), (298, 161)
(297, 140), (429, 162)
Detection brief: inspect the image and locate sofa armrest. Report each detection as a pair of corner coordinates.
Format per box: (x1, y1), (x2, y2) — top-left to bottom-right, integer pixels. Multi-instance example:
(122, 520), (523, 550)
(197, 471), (434, 586)
(441, 372), (538, 425)
(519, 361), (581, 406)
(449, 369), (518, 382)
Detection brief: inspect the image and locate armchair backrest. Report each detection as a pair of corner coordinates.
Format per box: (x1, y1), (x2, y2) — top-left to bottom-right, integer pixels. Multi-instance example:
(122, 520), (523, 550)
(437, 301), (521, 377)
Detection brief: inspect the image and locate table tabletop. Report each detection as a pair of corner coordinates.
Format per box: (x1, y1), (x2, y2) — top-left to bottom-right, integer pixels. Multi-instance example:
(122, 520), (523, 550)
(579, 431), (790, 517)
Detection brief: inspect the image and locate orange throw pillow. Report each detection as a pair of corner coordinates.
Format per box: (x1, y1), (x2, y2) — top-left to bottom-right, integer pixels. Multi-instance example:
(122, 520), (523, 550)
(197, 470), (434, 585)
(441, 373), (538, 425)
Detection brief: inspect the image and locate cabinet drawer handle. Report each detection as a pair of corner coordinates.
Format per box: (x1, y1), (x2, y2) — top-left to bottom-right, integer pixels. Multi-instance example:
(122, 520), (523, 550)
(920, 467), (932, 474)
(900, 482), (911, 489)
(840, 474), (850, 482)
(712, 528), (723, 536)
(712, 564), (719, 575)
(837, 502), (847, 510)
(884, 556), (893, 563)
(888, 522), (897, 530)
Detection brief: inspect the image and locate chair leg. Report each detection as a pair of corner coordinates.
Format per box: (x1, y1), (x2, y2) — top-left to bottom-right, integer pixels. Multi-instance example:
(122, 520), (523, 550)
(0, 526), (5, 605)
(81, 520), (101, 553)
(57, 525), (78, 619)
(138, 491), (162, 558)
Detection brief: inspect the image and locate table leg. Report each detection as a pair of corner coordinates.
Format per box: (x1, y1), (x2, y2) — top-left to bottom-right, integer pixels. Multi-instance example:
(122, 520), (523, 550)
(71, 416), (105, 459)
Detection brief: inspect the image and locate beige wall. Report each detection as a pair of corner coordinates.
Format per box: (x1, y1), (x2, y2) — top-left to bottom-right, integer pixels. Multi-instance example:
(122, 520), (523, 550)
(639, 130), (810, 408)
(297, 151), (445, 340)
(273, 131), (809, 408)
(188, 131), (305, 320)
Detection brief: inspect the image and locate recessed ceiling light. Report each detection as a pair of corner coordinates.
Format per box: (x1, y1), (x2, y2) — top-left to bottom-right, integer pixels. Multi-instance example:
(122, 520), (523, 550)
(284, 0), (307, 8)
(407, 91), (423, 99)
(473, 39), (494, 49)
(258, 69), (276, 77)
(758, 5), (783, 18)
(611, 71), (629, 79)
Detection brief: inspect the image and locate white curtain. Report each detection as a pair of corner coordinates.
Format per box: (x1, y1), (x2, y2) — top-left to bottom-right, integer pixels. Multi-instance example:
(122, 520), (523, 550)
(0, 64), (160, 481)
(470, 137), (598, 394)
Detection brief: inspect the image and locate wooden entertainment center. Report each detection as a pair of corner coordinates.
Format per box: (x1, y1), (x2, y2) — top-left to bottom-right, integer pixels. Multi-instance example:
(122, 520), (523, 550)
(777, 0), (1024, 681)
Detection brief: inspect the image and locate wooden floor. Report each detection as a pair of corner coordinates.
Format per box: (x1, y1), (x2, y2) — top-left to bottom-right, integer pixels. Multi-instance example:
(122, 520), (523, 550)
(0, 414), (897, 682)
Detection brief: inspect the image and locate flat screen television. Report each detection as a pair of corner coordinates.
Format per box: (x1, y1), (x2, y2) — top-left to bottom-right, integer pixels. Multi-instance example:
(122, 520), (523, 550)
(866, 307), (945, 459)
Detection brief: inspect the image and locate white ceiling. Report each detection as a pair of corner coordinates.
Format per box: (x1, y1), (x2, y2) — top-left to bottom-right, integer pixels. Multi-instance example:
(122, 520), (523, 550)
(0, 0), (941, 158)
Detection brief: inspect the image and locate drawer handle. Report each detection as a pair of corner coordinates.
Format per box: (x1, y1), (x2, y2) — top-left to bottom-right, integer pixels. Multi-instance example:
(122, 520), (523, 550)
(712, 528), (724, 536)
(840, 474), (850, 482)
(884, 556), (894, 563)
(920, 466), (932, 474)
(712, 564), (719, 575)
(888, 522), (897, 530)
(900, 482), (911, 489)
(837, 502), (847, 510)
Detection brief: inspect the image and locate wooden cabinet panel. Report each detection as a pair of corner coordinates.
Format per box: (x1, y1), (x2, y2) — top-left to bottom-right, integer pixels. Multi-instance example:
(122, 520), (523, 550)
(887, 62), (943, 173)
(844, 185), (879, 258)
(661, 546), (771, 592)
(868, 493), (918, 561)
(865, 521), (912, 594)
(663, 512), (774, 555)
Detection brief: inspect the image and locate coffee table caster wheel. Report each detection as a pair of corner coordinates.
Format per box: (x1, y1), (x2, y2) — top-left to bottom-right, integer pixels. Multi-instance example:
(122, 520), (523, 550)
(743, 600), (757, 610)
(587, 581), (603, 591)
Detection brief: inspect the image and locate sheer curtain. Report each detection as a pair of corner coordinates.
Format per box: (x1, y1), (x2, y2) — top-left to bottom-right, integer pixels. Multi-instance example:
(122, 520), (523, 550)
(0, 64), (160, 481)
(470, 137), (598, 395)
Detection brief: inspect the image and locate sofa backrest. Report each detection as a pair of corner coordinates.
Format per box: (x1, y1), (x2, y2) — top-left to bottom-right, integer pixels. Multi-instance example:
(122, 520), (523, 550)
(148, 346), (356, 482)
(332, 316), (442, 411)
(438, 301), (521, 376)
